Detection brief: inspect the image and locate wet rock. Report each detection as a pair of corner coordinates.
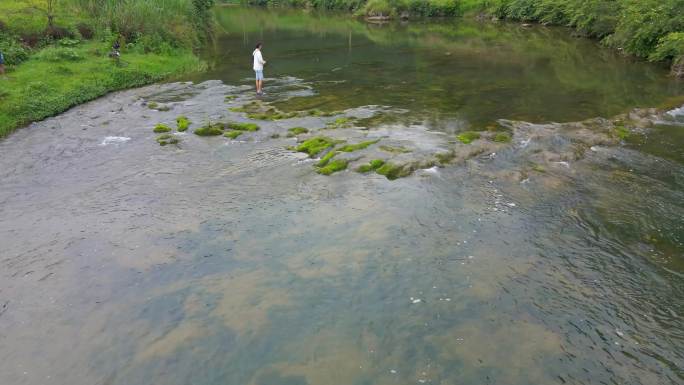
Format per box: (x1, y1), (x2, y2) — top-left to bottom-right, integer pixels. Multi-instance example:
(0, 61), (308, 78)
(671, 56), (684, 78)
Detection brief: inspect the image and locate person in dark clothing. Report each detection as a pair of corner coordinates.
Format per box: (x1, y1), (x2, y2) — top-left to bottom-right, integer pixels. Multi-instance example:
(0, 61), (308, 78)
(0, 50), (5, 75)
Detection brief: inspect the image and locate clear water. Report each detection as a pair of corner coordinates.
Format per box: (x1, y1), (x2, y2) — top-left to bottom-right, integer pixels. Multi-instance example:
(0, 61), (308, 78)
(0, 7), (682, 385)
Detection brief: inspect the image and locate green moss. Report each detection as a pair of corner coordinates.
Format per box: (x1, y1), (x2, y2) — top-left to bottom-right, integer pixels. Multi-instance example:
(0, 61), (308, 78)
(153, 123), (172, 133)
(379, 145), (412, 153)
(308, 109), (340, 117)
(317, 159), (348, 175)
(326, 116), (354, 129)
(224, 130), (243, 139)
(156, 133), (179, 146)
(227, 122), (260, 131)
(493, 132), (512, 143)
(457, 131), (481, 144)
(435, 151), (456, 164)
(194, 123), (224, 136)
(317, 150), (338, 167)
(224, 95), (237, 101)
(338, 139), (380, 152)
(294, 136), (339, 157)
(176, 116), (190, 132)
(614, 125), (630, 140)
(376, 160), (435, 180)
(287, 127), (309, 137)
(357, 159), (385, 173)
(532, 164), (546, 173)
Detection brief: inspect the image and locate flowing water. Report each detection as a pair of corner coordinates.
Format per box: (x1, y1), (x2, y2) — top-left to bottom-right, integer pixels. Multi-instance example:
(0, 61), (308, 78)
(1, 7), (683, 385)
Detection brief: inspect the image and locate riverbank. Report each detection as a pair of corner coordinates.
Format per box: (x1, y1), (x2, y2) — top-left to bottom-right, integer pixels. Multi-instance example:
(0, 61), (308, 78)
(239, 0), (684, 76)
(0, 0), (214, 138)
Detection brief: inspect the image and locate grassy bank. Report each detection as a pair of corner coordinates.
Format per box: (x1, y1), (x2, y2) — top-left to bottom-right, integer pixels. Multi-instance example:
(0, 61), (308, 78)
(237, 0), (684, 71)
(0, 0), (214, 138)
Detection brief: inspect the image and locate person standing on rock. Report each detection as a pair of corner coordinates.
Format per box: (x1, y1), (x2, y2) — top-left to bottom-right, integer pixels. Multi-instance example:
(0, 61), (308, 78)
(253, 42), (266, 95)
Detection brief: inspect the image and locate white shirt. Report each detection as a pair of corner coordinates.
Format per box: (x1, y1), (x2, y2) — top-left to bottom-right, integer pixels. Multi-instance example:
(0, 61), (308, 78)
(253, 49), (265, 71)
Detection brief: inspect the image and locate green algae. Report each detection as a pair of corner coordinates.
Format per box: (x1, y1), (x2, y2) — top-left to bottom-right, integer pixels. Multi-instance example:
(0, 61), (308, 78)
(176, 116), (190, 132)
(317, 159), (348, 175)
(194, 123), (224, 136)
(338, 139), (380, 152)
(307, 109), (340, 117)
(532, 164), (546, 173)
(153, 123), (172, 133)
(356, 159), (385, 173)
(457, 131), (481, 144)
(156, 133), (178, 146)
(287, 127), (309, 137)
(227, 122), (260, 131)
(379, 145), (412, 153)
(317, 150), (338, 167)
(294, 136), (339, 157)
(326, 117), (354, 129)
(224, 130), (243, 139)
(493, 132), (512, 143)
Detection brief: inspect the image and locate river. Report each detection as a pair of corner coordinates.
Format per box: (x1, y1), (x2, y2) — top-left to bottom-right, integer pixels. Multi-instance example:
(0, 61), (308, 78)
(0, 6), (682, 385)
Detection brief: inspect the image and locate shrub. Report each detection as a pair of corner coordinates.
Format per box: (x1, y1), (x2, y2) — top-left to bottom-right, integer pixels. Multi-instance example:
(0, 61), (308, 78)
(0, 35), (30, 65)
(32, 46), (84, 62)
(650, 32), (684, 62)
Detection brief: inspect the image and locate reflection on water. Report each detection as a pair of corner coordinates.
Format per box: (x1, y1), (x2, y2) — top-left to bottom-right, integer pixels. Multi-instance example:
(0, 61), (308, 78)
(197, 7), (682, 127)
(0, 7), (683, 385)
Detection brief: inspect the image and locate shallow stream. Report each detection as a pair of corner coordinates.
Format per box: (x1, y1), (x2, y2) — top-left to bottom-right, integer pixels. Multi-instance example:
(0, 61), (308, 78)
(0, 7), (682, 385)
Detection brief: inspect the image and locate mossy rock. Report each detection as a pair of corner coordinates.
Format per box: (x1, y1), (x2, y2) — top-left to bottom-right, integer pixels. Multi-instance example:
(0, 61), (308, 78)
(338, 139), (380, 152)
(531, 164), (546, 173)
(357, 159), (385, 173)
(317, 159), (348, 175)
(224, 95), (237, 101)
(156, 133), (179, 146)
(224, 130), (243, 139)
(227, 122), (260, 131)
(294, 136), (340, 157)
(153, 123), (172, 133)
(326, 117), (354, 129)
(493, 132), (512, 143)
(435, 151), (455, 164)
(271, 133), (281, 139)
(376, 160), (435, 180)
(307, 109), (340, 117)
(148, 102), (170, 111)
(457, 131), (481, 144)
(287, 127), (309, 137)
(176, 116), (190, 132)
(194, 123), (224, 136)
(379, 145), (411, 153)
(317, 150), (338, 167)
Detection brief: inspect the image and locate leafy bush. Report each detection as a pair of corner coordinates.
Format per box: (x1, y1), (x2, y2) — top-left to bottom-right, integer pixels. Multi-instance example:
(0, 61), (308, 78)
(650, 32), (684, 61)
(0, 34), (30, 65)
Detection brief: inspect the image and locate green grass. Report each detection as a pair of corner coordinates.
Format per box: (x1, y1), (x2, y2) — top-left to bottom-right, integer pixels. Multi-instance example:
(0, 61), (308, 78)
(0, 41), (204, 138)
